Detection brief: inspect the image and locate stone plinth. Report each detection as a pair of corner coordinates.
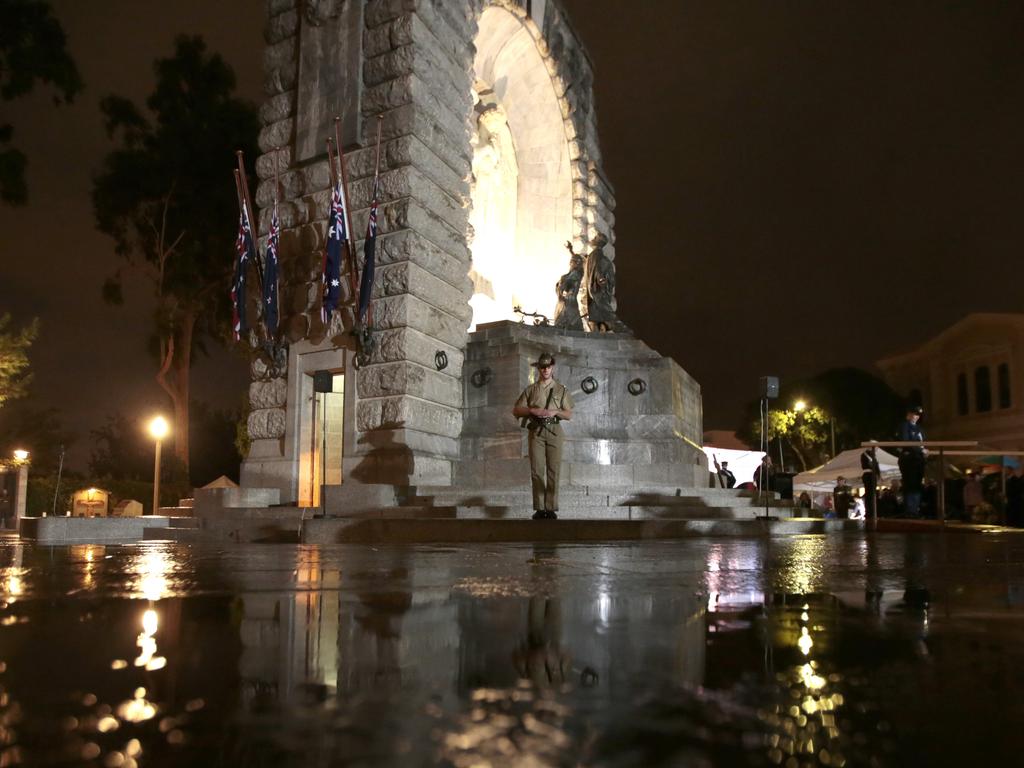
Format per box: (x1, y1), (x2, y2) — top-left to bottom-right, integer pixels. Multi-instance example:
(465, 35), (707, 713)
(458, 321), (706, 489)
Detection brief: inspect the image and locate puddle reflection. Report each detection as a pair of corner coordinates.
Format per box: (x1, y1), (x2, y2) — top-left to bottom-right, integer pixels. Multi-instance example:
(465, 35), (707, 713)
(0, 537), (1019, 764)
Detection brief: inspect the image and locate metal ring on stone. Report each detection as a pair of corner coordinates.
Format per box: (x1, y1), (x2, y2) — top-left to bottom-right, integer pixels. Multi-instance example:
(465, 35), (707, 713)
(471, 367), (492, 388)
(434, 350), (448, 371)
(581, 376), (598, 394)
(628, 378), (647, 396)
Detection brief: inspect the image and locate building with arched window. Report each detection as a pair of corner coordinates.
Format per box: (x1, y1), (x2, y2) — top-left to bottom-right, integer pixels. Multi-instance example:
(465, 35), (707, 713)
(876, 314), (1024, 449)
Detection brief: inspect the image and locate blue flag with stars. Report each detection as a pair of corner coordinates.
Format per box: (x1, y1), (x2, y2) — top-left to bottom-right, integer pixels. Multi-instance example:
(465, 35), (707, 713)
(321, 180), (347, 324)
(231, 204), (255, 341)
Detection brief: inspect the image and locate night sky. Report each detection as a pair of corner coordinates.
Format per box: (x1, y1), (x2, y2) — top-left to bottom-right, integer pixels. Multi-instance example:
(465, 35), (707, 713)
(3, 0), (1023, 469)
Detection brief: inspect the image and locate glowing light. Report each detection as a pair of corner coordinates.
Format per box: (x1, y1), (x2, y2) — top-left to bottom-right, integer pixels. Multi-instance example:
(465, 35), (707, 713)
(5, 574), (23, 598)
(117, 688), (157, 724)
(147, 416), (169, 440)
(798, 627), (813, 655)
(134, 549), (171, 601)
(12, 449), (28, 462)
(134, 608), (165, 671)
(794, 400), (807, 412)
(799, 663), (826, 690)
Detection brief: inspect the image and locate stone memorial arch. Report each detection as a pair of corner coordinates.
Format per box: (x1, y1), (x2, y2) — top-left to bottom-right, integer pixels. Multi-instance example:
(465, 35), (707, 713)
(241, 0), (704, 509)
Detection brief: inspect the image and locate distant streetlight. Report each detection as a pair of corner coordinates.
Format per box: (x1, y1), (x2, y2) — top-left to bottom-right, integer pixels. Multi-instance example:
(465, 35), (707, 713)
(12, 449), (29, 463)
(793, 399), (836, 458)
(148, 416), (170, 516)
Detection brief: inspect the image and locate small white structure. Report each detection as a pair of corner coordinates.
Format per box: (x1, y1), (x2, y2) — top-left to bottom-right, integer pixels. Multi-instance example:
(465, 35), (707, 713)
(72, 488), (110, 518)
(112, 499), (143, 517)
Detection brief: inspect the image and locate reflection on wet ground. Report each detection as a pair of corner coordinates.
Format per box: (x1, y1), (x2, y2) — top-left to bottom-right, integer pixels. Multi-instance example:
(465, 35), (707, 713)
(0, 534), (1023, 765)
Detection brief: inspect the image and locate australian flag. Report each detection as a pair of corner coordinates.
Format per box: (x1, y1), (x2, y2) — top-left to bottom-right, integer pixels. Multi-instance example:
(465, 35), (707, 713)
(231, 204), (255, 341)
(357, 177), (379, 324)
(321, 179), (347, 324)
(262, 203), (281, 336)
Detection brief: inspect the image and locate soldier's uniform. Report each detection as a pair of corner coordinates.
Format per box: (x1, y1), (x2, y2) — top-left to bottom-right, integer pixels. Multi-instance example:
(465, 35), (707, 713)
(515, 376), (574, 516)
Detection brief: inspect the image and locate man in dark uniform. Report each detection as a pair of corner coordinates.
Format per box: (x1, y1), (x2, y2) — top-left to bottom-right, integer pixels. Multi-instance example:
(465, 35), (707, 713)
(897, 405), (926, 517)
(860, 444), (881, 520)
(712, 456), (736, 488)
(513, 353), (574, 519)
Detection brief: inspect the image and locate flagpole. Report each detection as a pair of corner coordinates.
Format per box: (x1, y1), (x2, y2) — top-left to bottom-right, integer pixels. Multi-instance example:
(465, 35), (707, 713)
(236, 150), (265, 292)
(365, 115), (383, 327)
(333, 117), (359, 303)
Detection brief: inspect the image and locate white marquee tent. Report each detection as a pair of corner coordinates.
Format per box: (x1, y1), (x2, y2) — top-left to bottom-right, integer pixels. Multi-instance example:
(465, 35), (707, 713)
(793, 447), (902, 492)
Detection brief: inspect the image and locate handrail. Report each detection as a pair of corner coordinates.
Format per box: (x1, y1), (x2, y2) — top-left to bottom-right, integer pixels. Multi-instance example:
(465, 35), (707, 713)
(859, 440), (978, 448)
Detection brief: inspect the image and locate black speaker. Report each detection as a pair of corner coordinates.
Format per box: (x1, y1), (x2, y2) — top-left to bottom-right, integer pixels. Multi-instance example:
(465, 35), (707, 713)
(313, 370), (334, 393)
(760, 376), (779, 399)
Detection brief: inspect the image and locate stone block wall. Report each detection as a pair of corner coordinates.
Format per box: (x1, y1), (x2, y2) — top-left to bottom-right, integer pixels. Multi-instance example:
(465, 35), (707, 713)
(245, 0), (623, 492)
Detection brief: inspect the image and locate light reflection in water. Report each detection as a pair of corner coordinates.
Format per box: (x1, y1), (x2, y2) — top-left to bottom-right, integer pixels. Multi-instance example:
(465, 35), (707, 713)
(134, 608), (165, 671)
(134, 549), (171, 602)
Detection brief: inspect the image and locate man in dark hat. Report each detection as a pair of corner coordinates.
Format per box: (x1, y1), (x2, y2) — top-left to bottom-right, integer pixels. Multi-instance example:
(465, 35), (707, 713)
(513, 352), (574, 519)
(860, 443), (881, 520)
(897, 405), (926, 517)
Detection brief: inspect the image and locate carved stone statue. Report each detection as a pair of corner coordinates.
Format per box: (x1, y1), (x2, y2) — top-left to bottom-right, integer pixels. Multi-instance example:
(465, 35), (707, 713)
(553, 241), (584, 331)
(583, 233), (626, 333)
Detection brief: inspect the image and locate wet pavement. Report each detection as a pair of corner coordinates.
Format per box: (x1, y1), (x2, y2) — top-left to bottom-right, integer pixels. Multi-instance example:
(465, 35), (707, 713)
(1, 533), (1023, 766)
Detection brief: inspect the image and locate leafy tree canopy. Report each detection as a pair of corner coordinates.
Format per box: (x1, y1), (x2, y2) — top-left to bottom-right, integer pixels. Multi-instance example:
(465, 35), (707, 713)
(91, 34), (259, 468)
(0, 402), (73, 470)
(0, 0), (83, 204)
(0, 313), (38, 409)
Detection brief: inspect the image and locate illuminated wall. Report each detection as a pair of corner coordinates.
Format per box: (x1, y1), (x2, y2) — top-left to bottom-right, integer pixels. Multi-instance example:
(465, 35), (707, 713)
(469, 6), (575, 328)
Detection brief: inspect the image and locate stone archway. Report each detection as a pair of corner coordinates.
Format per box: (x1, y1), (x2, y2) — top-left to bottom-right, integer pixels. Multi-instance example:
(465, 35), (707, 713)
(468, 5), (575, 327)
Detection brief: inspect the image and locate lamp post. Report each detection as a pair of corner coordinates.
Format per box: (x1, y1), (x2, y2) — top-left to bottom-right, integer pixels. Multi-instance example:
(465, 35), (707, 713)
(10, 450), (29, 528)
(148, 416), (169, 516)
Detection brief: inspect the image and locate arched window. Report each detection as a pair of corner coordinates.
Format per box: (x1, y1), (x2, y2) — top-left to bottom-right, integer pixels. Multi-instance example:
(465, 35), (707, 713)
(975, 366), (992, 413)
(998, 363), (1011, 409)
(956, 373), (969, 416)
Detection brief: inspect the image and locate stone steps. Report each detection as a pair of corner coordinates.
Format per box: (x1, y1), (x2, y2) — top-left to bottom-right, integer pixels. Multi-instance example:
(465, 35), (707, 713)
(379, 504), (771, 521)
(404, 485), (785, 510)
(157, 506), (195, 517)
(302, 517), (864, 544)
(191, 506), (311, 543)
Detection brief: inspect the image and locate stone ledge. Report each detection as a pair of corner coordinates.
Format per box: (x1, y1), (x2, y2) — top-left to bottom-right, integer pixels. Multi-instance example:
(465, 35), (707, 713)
(19, 516), (172, 544)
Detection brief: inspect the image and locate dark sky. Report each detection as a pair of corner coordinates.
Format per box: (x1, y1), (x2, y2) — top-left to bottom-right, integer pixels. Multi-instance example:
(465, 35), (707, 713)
(3, 1), (1024, 468)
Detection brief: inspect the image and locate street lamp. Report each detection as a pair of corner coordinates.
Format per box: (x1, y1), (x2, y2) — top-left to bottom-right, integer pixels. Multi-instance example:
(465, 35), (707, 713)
(148, 416), (170, 516)
(12, 449), (29, 463)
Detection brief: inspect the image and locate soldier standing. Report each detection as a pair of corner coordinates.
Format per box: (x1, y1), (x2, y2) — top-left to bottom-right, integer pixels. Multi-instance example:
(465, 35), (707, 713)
(513, 353), (574, 519)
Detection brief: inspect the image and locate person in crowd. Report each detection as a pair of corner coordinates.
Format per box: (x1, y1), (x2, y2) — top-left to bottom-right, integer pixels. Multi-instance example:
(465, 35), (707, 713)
(878, 483), (900, 518)
(861, 443), (881, 519)
(1006, 466), (1024, 527)
(712, 456), (736, 488)
(833, 476), (853, 519)
(897, 405), (926, 517)
(963, 470), (984, 521)
(752, 455), (774, 491)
